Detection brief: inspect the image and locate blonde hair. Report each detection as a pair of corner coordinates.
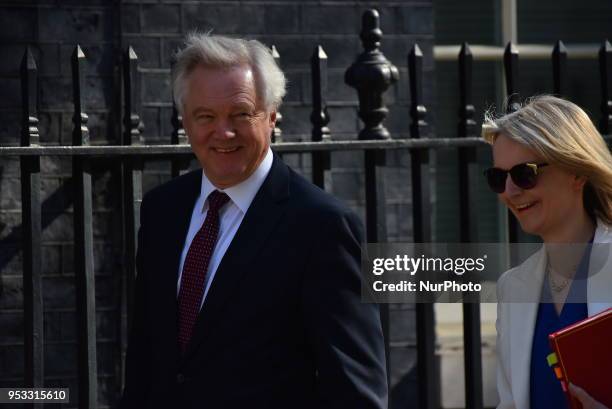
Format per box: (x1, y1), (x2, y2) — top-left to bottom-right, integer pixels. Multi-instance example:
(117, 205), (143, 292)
(482, 95), (612, 225)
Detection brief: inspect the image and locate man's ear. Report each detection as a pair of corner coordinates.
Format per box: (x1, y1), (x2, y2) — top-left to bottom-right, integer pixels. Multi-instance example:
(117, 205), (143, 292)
(269, 111), (277, 128)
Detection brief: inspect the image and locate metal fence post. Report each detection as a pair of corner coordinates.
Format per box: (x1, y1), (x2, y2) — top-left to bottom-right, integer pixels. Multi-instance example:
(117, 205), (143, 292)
(457, 42), (484, 409)
(121, 47), (144, 391)
(503, 42), (520, 245)
(20, 47), (44, 409)
(170, 57), (189, 178)
(408, 43), (438, 409)
(71, 44), (98, 409)
(345, 8), (398, 389)
(310, 45), (331, 189)
(271, 45), (283, 144)
(122, 45), (143, 316)
(599, 40), (612, 136)
(503, 42), (520, 113)
(552, 40), (568, 97)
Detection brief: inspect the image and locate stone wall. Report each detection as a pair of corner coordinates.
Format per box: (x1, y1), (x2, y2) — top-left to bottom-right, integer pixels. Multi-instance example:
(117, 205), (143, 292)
(0, 1), (123, 407)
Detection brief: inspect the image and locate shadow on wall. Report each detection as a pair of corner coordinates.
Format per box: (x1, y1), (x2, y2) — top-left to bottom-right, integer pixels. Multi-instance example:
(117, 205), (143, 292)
(0, 171), (74, 275)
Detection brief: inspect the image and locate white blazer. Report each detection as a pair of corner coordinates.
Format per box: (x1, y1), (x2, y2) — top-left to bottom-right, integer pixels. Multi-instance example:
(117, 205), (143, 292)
(496, 220), (612, 409)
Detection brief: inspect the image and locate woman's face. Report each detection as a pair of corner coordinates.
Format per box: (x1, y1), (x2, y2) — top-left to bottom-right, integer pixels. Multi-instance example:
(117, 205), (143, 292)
(491, 133), (585, 240)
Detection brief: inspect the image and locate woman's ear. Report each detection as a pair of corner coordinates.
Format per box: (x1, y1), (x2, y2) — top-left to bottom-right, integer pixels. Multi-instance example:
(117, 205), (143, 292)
(572, 174), (588, 191)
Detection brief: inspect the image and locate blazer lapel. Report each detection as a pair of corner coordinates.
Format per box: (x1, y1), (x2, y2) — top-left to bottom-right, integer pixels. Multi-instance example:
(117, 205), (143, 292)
(588, 220), (612, 315)
(183, 155), (290, 360)
(509, 247), (546, 409)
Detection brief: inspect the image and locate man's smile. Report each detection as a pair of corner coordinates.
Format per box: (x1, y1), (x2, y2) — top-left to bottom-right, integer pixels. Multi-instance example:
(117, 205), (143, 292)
(212, 147), (241, 153)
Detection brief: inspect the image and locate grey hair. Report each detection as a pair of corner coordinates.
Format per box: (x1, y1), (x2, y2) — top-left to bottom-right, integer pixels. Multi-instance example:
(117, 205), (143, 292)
(172, 32), (286, 114)
(482, 95), (612, 225)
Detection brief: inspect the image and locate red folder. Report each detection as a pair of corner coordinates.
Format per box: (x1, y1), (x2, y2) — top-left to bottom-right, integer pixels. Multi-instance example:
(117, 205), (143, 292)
(548, 307), (612, 409)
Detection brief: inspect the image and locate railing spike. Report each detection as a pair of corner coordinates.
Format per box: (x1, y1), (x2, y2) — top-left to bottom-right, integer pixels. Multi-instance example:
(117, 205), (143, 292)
(21, 46), (39, 147)
(271, 45), (283, 143)
(552, 40), (568, 96)
(310, 44), (331, 188)
(128, 45), (138, 60)
(599, 39), (612, 134)
(409, 43), (427, 136)
(503, 41), (520, 113)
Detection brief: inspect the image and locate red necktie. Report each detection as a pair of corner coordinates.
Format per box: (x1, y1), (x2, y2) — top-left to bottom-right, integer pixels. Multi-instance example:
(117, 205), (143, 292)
(177, 190), (230, 353)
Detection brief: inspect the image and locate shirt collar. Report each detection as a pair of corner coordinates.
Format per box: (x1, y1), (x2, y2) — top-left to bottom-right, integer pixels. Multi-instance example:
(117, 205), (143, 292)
(200, 147), (273, 214)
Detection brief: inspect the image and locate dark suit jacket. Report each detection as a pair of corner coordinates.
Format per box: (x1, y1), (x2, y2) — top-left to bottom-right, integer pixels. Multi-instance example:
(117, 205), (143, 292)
(120, 153), (387, 409)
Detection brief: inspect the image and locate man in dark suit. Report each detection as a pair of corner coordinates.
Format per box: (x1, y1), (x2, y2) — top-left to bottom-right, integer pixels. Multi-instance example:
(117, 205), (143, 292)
(120, 33), (387, 409)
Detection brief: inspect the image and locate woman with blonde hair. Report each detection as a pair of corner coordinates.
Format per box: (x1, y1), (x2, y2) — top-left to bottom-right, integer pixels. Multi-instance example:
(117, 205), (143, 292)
(482, 95), (612, 409)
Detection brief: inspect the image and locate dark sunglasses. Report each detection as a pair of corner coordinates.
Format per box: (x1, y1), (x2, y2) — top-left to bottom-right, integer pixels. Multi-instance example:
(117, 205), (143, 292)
(484, 162), (549, 193)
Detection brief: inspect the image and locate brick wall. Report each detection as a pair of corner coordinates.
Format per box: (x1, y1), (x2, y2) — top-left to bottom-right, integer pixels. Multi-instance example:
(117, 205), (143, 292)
(0, 1), (123, 407)
(0, 1), (434, 408)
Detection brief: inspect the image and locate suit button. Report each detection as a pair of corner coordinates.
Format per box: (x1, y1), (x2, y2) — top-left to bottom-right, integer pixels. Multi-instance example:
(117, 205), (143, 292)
(176, 373), (185, 384)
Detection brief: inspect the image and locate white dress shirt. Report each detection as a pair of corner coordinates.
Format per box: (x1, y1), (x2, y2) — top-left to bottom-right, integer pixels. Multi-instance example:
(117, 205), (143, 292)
(177, 147), (273, 309)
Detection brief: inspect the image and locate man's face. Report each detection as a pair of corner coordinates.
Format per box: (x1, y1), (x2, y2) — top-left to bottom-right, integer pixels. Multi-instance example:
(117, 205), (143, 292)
(182, 65), (276, 189)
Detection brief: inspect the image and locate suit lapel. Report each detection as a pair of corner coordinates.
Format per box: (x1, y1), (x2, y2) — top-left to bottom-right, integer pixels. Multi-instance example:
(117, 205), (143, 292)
(165, 170), (203, 283)
(158, 170), (202, 357)
(183, 155), (290, 360)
